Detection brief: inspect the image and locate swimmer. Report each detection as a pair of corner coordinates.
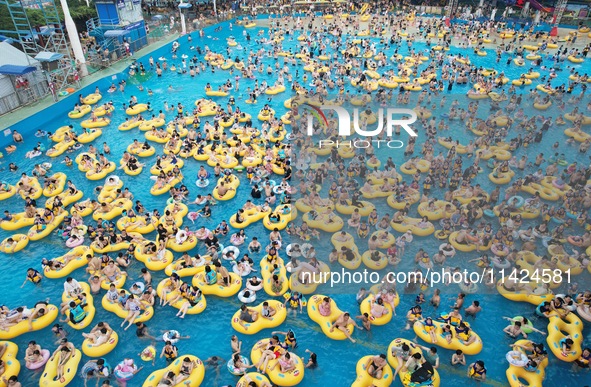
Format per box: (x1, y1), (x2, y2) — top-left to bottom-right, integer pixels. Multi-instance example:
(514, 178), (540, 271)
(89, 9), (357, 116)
(464, 301), (481, 318)
(451, 349), (466, 366)
(329, 312), (360, 343)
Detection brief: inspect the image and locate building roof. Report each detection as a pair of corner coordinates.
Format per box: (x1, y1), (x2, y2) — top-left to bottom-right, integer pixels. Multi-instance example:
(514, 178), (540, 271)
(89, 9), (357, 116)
(0, 64), (37, 75)
(34, 52), (64, 62)
(0, 42), (39, 67)
(104, 29), (130, 37)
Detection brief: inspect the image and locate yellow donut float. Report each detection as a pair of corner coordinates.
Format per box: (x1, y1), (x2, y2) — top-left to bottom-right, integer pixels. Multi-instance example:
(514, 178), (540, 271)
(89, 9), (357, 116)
(101, 290), (154, 323)
(506, 339), (548, 387)
(142, 355), (205, 386)
(39, 348), (82, 386)
(27, 210), (68, 242)
(61, 282), (96, 330)
(82, 93), (102, 105)
(335, 200), (375, 216)
(359, 294), (393, 325)
(546, 313), (584, 362)
(82, 330), (118, 357)
(230, 300), (287, 334)
(537, 84), (555, 94)
(192, 270), (242, 298)
(414, 319), (483, 355)
(44, 246), (93, 279)
(302, 212), (344, 232)
(361, 250), (388, 270)
(68, 104), (92, 119)
(568, 56), (584, 63)
(265, 85), (286, 95)
(390, 217), (435, 236)
(250, 339), (304, 386)
(533, 101), (552, 110)
(387, 338), (441, 386)
(564, 127), (591, 142)
(307, 294), (355, 340)
(0, 303), (58, 339)
(417, 200), (456, 221)
(237, 373), (271, 387)
(351, 355), (393, 387)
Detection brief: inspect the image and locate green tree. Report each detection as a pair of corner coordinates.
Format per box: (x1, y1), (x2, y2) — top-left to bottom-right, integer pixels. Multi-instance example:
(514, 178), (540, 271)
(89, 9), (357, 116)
(0, 0), (97, 36)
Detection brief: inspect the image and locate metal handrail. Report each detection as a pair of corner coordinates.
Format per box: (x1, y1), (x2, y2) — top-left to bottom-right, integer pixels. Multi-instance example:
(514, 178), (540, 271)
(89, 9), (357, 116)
(98, 17), (122, 27)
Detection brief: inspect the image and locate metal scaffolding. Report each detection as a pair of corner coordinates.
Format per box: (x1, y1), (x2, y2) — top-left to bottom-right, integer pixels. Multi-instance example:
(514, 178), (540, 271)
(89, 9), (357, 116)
(552, 0), (568, 26)
(550, 0), (568, 36)
(446, 0), (458, 18)
(0, 0), (79, 96)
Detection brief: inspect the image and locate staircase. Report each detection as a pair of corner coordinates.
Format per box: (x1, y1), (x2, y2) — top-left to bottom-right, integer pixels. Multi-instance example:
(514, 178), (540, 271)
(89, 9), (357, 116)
(4, 1), (40, 62)
(87, 17), (105, 41)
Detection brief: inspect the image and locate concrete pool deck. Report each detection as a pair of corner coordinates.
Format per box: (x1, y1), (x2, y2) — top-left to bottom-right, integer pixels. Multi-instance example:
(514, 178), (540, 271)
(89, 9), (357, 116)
(0, 31), (180, 131)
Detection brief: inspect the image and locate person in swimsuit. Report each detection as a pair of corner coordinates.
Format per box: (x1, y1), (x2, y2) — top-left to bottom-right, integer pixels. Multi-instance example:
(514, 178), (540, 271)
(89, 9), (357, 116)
(366, 354), (388, 379)
(174, 357), (197, 384)
(203, 356), (224, 380)
(330, 312), (360, 343)
(160, 341), (178, 362)
(253, 336), (282, 372)
(318, 297), (332, 317)
(21, 268), (42, 288)
(392, 342), (413, 378)
(238, 304), (259, 330)
(467, 360), (486, 381)
(270, 352), (296, 373)
(304, 349), (317, 369)
(156, 371), (175, 386)
(260, 301), (277, 319)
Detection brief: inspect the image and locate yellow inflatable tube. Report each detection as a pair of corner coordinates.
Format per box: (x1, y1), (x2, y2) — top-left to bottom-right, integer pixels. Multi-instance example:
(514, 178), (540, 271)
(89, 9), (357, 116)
(0, 341), (20, 384)
(142, 355), (205, 387)
(83, 93), (102, 105)
(81, 118), (110, 129)
(351, 356), (393, 387)
(506, 339), (547, 387)
(92, 198), (132, 221)
(0, 211), (40, 231)
(126, 103), (148, 115)
(307, 294), (355, 340)
(44, 245), (93, 279)
(68, 104), (92, 119)
(192, 271), (242, 297)
(164, 257), (209, 277)
(133, 241), (173, 271)
(262, 205), (296, 232)
(0, 304), (57, 340)
(39, 348), (82, 387)
(28, 210), (68, 241)
(156, 279), (207, 315)
(387, 338), (441, 387)
(101, 291), (154, 323)
(546, 313), (584, 362)
(86, 162), (116, 181)
(414, 319), (483, 355)
(230, 300), (287, 335)
(302, 212), (344, 232)
(61, 282), (96, 330)
(82, 330), (118, 357)
(250, 339), (304, 386)
(236, 373), (271, 387)
(359, 294), (393, 325)
(0, 234), (29, 254)
(42, 172), (67, 197)
(335, 200), (375, 216)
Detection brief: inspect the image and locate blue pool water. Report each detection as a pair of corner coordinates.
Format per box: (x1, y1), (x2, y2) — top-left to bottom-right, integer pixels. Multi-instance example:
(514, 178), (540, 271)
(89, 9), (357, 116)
(0, 17), (590, 387)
